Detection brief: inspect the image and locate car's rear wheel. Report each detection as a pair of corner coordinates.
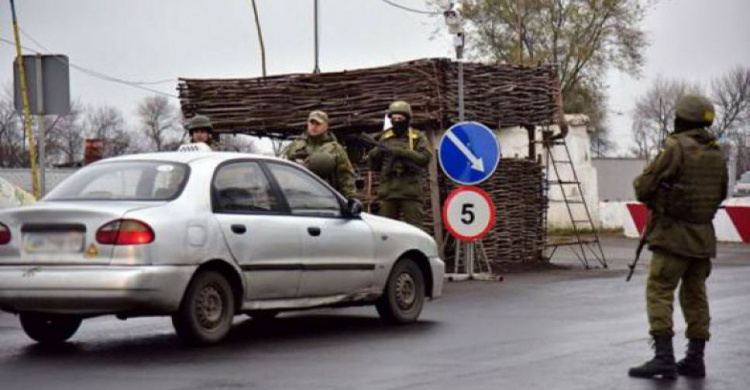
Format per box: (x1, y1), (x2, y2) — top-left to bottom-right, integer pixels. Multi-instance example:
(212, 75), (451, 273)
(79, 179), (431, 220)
(19, 312), (82, 344)
(172, 271), (235, 345)
(376, 258), (425, 324)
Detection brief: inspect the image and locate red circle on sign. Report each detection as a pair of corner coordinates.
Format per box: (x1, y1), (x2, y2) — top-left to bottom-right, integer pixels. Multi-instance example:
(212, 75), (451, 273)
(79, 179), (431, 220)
(442, 186), (496, 242)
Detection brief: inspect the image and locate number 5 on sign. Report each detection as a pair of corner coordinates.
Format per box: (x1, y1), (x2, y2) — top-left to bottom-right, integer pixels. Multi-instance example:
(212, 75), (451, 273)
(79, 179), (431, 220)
(442, 186), (496, 242)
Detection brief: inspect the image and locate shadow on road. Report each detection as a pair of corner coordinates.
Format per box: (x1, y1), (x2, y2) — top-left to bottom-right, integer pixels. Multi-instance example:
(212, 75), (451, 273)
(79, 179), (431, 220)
(7, 313), (440, 365)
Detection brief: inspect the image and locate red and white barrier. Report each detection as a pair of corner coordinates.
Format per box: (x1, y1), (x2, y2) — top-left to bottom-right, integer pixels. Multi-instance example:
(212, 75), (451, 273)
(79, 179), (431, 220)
(623, 200), (750, 243)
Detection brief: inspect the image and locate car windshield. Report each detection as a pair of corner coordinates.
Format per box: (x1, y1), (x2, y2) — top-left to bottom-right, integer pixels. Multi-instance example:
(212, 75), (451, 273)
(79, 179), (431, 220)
(45, 161), (189, 201)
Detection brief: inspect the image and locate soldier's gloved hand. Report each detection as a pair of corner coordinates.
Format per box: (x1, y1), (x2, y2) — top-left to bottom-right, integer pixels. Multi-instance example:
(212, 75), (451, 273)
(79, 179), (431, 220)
(391, 147), (424, 162)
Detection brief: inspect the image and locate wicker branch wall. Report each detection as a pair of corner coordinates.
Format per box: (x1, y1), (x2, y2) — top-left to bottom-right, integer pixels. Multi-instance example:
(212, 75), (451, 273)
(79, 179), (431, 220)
(178, 58), (559, 139)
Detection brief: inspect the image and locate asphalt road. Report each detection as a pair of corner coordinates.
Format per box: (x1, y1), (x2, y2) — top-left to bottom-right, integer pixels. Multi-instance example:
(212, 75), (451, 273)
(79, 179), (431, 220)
(0, 237), (748, 390)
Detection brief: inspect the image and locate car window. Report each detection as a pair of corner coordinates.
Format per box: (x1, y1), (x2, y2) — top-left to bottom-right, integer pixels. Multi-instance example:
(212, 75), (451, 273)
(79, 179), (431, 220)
(266, 162), (341, 217)
(740, 173), (750, 184)
(45, 161), (188, 201)
(213, 161), (281, 213)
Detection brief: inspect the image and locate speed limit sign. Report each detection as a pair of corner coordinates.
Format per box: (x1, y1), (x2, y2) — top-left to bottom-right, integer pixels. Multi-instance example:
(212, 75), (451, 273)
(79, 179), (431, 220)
(442, 186), (496, 242)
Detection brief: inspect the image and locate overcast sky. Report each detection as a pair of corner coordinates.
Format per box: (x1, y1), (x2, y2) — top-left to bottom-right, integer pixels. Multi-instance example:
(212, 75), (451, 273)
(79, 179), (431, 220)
(1, 0), (749, 155)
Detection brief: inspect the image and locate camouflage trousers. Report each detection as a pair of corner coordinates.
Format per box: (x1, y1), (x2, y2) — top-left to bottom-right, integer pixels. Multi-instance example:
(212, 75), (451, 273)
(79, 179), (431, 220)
(379, 199), (423, 228)
(647, 250), (712, 340)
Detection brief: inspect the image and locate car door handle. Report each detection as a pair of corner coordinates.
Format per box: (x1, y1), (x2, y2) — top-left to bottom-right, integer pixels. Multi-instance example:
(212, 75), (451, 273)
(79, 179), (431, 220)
(231, 224), (247, 234)
(307, 226), (321, 237)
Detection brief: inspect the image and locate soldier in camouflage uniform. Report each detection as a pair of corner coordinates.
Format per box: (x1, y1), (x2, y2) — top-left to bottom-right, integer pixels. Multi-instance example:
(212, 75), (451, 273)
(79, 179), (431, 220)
(282, 110), (357, 199)
(628, 94), (728, 380)
(186, 115), (222, 151)
(367, 101), (432, 227)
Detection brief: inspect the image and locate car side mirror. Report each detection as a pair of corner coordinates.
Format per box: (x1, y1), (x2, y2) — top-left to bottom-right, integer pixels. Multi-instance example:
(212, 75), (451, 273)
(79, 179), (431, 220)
(345, 198), (363, 218)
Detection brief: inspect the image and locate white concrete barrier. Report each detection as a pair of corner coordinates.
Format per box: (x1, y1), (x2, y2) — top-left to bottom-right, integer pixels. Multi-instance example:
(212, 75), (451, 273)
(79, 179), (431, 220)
(608, 199), (750, 243)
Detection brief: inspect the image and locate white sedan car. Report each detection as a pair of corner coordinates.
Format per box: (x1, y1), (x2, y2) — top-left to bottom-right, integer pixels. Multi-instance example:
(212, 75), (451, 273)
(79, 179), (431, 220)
(0, 146), (444, 345)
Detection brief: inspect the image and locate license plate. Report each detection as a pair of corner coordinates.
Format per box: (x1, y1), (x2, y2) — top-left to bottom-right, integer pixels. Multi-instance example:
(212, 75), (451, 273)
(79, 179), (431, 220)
(23, 232), (85, 254)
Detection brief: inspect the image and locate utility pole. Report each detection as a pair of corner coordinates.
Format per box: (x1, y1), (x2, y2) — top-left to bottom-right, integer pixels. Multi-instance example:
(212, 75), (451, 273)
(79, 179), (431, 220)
(9, 0), (40, 198)
(517, 0), (523, 65)
(443, 2), (464, 120)
(250, 0), (267, 77)
(313, 0), (320, 74)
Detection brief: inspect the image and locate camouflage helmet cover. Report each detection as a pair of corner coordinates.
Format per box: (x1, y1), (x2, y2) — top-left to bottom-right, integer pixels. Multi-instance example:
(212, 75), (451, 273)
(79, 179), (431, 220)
(387, 100), (412, 118)
(675, 94), (715, 125)
(186, 114), (214, 133)
(307, 150), (336, 178)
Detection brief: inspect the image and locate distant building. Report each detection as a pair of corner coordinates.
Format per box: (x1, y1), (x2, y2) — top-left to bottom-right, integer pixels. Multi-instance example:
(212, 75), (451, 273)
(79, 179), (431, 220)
(592, 158), (647, 202)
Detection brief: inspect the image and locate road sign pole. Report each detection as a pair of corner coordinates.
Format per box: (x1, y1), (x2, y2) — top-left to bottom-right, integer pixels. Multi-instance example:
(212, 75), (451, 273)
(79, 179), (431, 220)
(442, 186), (499, 281)
(35, 55), (46, 196)
(458, 59), (464, 122)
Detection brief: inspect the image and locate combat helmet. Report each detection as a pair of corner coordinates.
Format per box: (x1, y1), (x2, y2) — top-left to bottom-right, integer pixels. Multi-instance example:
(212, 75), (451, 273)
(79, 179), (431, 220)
(675, 94), (715, 126)
(186, 115), (214, 134)
(387, 101), (412, 118)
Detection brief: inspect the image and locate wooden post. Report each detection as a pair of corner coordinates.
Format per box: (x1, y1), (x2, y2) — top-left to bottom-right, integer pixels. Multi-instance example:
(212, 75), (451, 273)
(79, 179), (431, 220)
(427, 128), (444, 260)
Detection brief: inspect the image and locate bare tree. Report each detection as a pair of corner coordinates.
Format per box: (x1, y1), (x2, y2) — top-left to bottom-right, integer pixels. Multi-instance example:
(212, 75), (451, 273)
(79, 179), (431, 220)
(629, 77), (701, 160)
(0, 91), (22, 167)
(85, 105), (131, 157)
(136, 95), (181, 152)
(710, 66), (750, 177)
(44, 100), (85, 166)
(711, 66), (750, 136)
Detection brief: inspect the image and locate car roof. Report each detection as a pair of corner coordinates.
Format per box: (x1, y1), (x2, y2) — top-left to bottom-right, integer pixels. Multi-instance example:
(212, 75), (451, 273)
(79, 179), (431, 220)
(93, 151), (285, 166)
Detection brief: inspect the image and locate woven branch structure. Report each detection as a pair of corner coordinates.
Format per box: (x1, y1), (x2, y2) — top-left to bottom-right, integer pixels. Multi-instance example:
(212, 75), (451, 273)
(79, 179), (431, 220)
(178, 58), (558, 138)
(178, 58), (556, 269)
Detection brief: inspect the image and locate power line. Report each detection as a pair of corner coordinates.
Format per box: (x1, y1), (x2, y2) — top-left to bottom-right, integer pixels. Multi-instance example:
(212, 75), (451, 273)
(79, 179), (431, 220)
(0, 35), (178, 99)
(17, 29), (179, 93)
(379, 0), (440, 15)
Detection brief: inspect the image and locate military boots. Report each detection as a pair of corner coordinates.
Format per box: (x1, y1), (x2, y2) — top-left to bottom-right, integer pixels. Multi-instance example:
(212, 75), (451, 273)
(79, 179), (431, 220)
(677, 339), (706, 378)
(628, 336), (677, 379)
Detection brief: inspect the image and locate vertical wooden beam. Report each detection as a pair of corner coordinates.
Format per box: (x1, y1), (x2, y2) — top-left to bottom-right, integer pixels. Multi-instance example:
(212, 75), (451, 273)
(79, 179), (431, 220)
(427, 128), (445, 260)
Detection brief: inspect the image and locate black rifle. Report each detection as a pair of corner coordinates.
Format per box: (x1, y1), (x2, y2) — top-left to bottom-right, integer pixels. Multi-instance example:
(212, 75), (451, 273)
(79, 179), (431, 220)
(626, 207), (662, 282)
(626, 230), (648, 282)
(626, 179), (679, 282)
(347, 133), (424, 174)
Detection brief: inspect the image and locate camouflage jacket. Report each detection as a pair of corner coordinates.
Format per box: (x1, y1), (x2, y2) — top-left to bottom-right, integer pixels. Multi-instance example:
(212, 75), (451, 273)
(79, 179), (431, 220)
(282, 131), (357, 199)
(634, 128), (728, 259)
(366, 127), (432, 200)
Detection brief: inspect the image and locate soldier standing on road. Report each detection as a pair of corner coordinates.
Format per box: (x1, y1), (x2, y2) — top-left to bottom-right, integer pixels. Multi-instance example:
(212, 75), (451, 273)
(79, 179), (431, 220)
(367, 101), (432, 227)
(628, 94), (729, 380)
(282, 110), (357, 199)
(186, 114), (222, 151)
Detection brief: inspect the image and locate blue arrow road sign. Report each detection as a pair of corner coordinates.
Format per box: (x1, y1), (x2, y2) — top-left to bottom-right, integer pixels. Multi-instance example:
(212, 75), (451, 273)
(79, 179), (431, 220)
(438, 121), (501, 185)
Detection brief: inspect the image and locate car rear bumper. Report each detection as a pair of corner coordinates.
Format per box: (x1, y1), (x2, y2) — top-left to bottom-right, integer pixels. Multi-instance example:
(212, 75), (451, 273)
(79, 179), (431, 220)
(429, 256), (445, 298)
(0, 265), (196, 315)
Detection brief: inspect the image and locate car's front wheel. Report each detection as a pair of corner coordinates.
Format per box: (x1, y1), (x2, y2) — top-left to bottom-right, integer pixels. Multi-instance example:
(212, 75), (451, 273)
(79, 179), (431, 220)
(172, 271), (235, 345)
(376, 258), (425, 324)
(20, 312), (82, 344)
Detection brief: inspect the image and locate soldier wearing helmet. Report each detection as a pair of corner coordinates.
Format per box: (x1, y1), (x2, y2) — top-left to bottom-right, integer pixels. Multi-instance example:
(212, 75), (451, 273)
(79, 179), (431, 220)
(282, 110), (357, 199)
(186, 114), (222, 151)
(629, 94), (728, 380)
(366, 101), (432, 227)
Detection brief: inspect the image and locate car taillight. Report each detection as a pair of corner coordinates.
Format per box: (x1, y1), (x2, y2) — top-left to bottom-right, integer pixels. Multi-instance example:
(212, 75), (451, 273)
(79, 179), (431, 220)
(96, 219), (154, 245)
(0, 223), (10, 245)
